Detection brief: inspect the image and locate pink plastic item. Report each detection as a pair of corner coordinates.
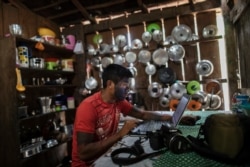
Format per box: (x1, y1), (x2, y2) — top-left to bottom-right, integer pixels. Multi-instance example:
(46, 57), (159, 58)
(65, 35), (76, 50)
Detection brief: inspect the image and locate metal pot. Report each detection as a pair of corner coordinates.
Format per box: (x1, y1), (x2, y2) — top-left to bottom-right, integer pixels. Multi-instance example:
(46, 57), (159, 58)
(196, 60), (214, 76)
(170, 82), (187, 99)
(192, 90), (207, 103)
(205, 79), (221, 94)
(208, 94), (222, 109)
(163, 35), (176, 45)
(148, 82), (163, 98)
(168, 44), (185, 62)
(141, 31), (152, 45)
(171, 24), (192, 42)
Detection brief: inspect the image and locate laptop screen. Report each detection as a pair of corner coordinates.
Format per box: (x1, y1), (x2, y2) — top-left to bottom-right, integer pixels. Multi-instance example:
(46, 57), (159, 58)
(171, 93), (191, 127)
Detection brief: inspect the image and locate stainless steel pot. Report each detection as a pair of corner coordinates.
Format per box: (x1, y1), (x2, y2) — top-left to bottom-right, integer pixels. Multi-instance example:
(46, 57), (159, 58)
(159, 87), (172, 108)
(168, 44), (185, 62)
(115, 34), (127, 48)
(131, 39), (143, 50)
(171, 24), (192, 42)
(202, 25), (218, 38)
(152, 48), (168, 66)
(138, 50), (151, 64)
(152, 30), (163, 43)
(148, 82), (163, 98)
(196, 60), (214, 76)
(113, 53), (125, 65)
(170, 82), (187, 99)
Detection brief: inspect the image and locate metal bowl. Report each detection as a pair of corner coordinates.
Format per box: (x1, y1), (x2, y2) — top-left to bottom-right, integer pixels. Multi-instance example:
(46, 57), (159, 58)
(9, 24), (22, 36)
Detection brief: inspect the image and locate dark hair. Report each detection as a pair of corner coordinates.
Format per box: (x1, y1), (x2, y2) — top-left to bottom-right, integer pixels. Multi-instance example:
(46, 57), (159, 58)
(102, 64), (133, 88)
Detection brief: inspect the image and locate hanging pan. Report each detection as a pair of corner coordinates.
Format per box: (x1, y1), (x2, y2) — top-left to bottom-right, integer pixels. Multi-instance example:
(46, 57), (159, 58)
(196, 60), (214, 76)
(113, 53), (125, 65)
(157, 67), (176, 85)
(115, 34), (127, 48)
(187, 80), (201, 95)
(168, 44), (185, 62)
(148, 82), (163, 98)
(170, 82), (187, 99)
(202, 25), (218, 38)
(159, 87), (172, 108)
(152, 48), (168, 66)
(152, 30), (163, 43)
(131, 39), (143, 50)
(205, 79), (221, 95)
(142, 31), (152, 46)
(85, 63), (98, 90)
(171, 24), (192, 42)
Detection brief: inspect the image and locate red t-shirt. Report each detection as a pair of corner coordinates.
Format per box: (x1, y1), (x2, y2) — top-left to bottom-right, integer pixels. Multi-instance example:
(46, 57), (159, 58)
(71, 91), (133, 167)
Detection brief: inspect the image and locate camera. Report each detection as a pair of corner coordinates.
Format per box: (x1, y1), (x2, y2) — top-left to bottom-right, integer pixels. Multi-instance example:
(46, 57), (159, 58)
(147, 124), (191, 154)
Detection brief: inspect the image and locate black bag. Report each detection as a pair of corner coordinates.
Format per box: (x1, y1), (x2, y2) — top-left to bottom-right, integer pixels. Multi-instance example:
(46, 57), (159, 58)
(187, 113), (250, 165)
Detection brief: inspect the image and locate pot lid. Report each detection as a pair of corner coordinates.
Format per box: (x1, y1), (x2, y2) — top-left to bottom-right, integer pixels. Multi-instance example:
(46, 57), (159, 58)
(146, 23), (161, 33)
(138, 50), (151, 64)
(93, 34), (103, 44)
(142, 31), (152, 43)
(158, 67), (176, 84)
(131, 39), (143, 49)
(205, 80), (221, 94)
(152, 30), (163, 43)
(168, 44), (185, 61)
(101, 57), (113, 68)
(115, 34), (127, 48)
(152, 48), (168, 66)
(187, 80), (201, 95)
(125, 51), (137, 63)
(208, 94), (222, 109)
(148, 82), (163, 98)
(163, 35), (177, 45)
(145, 63), (156, 75)
(171, 24), (192, 42)
(170, 82), (187, 99)
(113, 54), (125, 65)
(196, 60), (214, 76)
(202, 25), (218, 38)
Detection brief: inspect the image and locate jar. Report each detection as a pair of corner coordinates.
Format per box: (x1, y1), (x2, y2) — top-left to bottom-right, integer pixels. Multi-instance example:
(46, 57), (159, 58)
(67, 97), (75, 109)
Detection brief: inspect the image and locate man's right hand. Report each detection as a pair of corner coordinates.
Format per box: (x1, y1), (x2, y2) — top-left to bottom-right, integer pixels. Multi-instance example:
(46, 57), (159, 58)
(118, 120), (139, 137)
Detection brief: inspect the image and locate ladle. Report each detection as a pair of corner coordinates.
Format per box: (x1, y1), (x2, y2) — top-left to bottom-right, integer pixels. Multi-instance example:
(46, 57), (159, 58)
(15, 68), (26, 92)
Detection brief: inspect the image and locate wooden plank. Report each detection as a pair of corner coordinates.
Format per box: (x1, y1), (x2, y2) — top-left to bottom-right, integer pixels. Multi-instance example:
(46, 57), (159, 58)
(83, 1), (221, 33)
(0, 37), (20, 167)
(2, 3), (19, 35)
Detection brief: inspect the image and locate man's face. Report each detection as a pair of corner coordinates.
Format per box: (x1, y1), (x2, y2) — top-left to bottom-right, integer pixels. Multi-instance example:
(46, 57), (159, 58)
(114, 79), (130, 101)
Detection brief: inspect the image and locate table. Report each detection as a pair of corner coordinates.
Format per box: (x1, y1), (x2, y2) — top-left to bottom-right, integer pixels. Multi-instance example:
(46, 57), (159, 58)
(94, 111), (248, 167)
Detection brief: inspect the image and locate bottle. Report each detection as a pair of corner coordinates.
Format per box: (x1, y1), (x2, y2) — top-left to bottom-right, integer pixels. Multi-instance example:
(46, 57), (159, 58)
(67, 97), (75, 109)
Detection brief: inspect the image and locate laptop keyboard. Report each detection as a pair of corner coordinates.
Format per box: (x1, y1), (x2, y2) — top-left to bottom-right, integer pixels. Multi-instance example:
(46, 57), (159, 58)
(130, 120), (171, 135)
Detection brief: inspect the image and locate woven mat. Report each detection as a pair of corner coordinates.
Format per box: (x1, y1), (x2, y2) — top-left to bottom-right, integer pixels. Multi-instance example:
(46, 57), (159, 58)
(153, 111), (248, 167)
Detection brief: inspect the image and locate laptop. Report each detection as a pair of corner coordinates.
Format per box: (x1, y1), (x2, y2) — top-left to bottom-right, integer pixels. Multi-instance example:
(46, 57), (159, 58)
(130, 93), (191, 136)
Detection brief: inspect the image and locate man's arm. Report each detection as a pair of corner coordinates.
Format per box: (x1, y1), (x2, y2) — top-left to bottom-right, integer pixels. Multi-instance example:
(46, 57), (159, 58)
(127, 106), (172, 121)
(76, 120), (138, 161)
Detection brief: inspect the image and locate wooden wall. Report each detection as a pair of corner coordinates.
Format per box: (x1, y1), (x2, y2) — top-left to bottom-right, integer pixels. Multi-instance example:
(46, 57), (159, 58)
(235, 5), (250, 88)
(0, 1), (60, 39)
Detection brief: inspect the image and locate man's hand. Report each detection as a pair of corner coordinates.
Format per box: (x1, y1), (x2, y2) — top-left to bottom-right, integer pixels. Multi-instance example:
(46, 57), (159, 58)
(118, 120), (139, 137)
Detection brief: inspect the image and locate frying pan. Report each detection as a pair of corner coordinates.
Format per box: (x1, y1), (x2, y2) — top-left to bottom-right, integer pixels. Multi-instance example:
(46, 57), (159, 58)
(205, 79), (221, 94)
(142, 31), (152, 47)
(187, 80), (201, 95)
(145, 64), (156, 75)
(171, 24), (192, 42)
(168, 44), (185, 62)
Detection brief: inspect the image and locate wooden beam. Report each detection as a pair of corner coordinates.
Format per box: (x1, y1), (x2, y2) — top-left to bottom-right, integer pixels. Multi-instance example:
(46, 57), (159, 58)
(33, 0), (69, 12)
(83, 0), (221, 33)
(137, 0), (149, 13)
(85, 0), (127, 10)
(71, 0), (97, 24)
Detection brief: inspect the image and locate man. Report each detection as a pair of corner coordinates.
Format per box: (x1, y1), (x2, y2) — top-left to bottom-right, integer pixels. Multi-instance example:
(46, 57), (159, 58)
(72, 64), (194, 167)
